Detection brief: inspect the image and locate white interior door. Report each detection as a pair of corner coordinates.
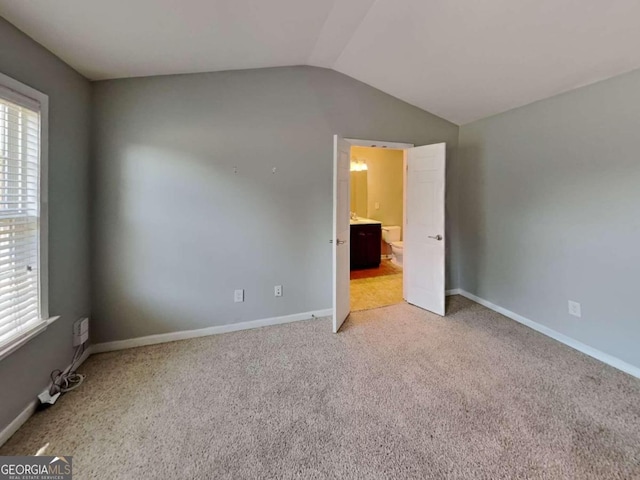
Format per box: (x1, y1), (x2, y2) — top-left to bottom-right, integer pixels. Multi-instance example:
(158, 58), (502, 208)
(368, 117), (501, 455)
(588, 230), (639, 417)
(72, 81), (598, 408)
(405, 143), (446, 315)
(333, 135), (351, 332)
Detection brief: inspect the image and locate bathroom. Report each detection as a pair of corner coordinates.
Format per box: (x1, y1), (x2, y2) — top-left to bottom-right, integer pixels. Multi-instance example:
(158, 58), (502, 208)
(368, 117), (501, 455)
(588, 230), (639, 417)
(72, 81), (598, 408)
(349, 146), (404, 311)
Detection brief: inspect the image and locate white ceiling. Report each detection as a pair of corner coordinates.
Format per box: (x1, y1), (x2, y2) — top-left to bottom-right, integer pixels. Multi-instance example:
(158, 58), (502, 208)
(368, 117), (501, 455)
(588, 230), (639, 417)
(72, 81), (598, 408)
(2, 0), (640, 124)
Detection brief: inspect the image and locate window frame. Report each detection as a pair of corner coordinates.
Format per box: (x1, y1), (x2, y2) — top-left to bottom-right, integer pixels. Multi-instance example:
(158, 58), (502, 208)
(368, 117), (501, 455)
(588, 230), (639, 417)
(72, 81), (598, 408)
(0, 72), (56, 361)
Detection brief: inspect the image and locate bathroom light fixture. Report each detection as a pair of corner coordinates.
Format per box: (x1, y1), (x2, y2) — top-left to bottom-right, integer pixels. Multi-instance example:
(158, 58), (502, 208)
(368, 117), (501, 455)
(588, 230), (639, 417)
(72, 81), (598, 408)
(350, 158), (368, 172)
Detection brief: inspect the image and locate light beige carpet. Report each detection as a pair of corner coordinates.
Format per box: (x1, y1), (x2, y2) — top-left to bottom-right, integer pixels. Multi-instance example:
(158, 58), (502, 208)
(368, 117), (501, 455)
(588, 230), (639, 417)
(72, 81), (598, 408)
(2, 296), (639, 479)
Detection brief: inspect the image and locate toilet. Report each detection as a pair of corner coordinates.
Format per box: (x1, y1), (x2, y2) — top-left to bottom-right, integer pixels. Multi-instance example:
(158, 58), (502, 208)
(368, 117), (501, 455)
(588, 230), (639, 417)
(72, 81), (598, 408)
(390, 241), (404, 267)
(381, 226), (403, 267)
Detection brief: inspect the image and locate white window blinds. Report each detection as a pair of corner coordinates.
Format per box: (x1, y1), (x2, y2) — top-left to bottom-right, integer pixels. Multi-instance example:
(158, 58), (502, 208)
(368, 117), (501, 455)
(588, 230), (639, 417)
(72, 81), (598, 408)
(0, 87), (42, 352)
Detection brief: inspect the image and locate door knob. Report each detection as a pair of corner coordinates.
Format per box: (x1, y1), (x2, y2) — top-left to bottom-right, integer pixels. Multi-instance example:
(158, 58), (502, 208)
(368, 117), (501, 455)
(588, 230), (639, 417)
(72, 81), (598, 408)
(428, 235), (443, 241)
(337, 239), (346, 245)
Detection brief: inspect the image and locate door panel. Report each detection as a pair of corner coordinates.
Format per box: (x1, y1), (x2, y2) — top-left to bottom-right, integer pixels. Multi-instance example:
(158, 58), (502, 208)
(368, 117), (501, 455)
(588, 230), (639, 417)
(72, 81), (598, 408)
(405, 143), (446, 316)
(333, 135), (351, 332)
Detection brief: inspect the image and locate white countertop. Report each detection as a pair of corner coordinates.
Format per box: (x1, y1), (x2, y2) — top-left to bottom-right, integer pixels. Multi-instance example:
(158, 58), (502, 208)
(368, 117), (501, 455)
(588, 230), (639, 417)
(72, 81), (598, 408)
(350, 217), (382, 225)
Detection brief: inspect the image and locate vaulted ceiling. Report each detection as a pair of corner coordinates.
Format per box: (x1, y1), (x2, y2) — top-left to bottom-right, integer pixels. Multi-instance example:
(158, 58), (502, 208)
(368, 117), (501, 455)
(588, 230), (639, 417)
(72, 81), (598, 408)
(2, 0), (640, 124)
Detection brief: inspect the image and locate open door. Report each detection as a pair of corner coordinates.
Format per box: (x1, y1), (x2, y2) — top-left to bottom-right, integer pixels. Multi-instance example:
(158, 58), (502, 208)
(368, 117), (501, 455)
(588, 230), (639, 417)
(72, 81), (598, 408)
(332, 135), (351, 332)
(404, 143), (446, 315)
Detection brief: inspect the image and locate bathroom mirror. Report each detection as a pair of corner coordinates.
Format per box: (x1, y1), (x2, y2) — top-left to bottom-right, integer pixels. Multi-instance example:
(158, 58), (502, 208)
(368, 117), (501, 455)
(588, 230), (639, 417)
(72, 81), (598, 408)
(350, 170), (367, 218)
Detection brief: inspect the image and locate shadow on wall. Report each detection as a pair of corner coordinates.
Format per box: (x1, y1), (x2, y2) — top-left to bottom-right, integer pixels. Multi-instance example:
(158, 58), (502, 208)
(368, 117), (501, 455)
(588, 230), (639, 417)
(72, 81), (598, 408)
(457, 141), (486, 294)
(444, 143), (459, 290)
(93, 142), (331, 342)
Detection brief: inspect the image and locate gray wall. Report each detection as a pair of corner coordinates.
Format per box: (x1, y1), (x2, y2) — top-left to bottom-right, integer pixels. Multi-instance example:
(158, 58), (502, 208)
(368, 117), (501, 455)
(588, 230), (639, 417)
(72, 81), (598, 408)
(458, 68), (640, 369)
(0, 19), (91, 430)
(91, 66), (459, 342)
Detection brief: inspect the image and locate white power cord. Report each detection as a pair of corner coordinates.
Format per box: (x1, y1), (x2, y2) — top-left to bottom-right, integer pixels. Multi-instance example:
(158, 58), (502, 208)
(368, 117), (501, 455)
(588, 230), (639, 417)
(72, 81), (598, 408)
(49, 344), (86, 396)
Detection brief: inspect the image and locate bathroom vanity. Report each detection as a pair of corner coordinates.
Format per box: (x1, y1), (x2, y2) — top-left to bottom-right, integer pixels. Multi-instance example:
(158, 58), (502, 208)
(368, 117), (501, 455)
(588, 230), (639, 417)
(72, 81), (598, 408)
(350, 218), (382, 269)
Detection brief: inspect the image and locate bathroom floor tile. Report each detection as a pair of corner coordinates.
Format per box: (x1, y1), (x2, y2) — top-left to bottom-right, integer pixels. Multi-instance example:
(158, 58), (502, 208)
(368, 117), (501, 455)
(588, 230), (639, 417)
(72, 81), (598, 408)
(350, 259), (402, 280)
(350, 272), (403, 311)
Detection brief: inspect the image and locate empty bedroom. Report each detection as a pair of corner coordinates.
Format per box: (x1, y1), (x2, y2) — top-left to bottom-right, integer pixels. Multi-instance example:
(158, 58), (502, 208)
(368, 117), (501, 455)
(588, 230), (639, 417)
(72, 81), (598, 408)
(0, 1), (638, 478)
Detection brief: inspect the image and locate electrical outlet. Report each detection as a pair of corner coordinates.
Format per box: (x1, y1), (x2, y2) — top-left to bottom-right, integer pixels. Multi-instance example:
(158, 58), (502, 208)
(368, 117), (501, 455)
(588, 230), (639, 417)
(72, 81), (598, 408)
(375, 202), (380, 210)
(568, 300), (581, 318)
(72, 317), (89, 346)
(274, 285), (282, 297)
(234, 289), (244, 303)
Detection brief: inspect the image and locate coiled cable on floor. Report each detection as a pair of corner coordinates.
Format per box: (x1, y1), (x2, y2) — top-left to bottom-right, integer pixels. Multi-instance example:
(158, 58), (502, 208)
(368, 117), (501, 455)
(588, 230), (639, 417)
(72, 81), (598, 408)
(49, 344), (86, 395)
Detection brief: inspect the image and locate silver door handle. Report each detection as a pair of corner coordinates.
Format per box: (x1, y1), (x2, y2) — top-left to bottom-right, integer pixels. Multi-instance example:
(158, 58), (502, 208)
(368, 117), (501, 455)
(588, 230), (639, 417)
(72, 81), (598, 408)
(428, 235), (443, 241)
(337, 239), (346, 245)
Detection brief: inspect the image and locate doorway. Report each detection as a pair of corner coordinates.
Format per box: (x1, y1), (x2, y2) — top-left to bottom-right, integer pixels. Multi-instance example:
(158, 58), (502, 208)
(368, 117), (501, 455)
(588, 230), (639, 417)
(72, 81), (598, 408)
(332, 136), (446, 333)
(349, 145), (405, 312)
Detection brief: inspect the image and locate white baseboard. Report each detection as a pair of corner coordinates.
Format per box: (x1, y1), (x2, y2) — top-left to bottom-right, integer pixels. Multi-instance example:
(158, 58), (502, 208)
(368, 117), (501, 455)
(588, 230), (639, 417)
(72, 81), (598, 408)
(457, 290), (640, 379)
(7, 292), (635, 447)
(0, 345), (93, 448)
(92, 308), (333, 354)
(0, 401), (37, 449)
(84, 294), (476, 354)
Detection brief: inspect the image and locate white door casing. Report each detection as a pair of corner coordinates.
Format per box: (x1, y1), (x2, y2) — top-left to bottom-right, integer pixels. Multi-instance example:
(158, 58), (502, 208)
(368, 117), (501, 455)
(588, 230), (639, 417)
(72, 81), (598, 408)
(333, 135), (351, 332)
(405, 143), (446, 316)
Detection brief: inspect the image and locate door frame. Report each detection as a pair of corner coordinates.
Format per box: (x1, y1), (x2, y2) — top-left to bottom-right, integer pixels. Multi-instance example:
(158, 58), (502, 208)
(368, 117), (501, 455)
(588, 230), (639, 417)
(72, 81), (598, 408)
(346, 138), (415, 150)
(339, 138), (415, 314)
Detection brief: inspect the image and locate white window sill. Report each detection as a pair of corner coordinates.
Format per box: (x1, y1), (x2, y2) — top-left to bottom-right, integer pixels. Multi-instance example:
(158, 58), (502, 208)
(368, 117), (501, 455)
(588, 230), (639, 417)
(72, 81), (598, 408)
(0, 315), (60, 362)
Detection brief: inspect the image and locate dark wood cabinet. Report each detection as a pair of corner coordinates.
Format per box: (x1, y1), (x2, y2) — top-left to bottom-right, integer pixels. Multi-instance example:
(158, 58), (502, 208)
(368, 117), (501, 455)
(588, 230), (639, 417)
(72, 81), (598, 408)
(350, 223), (381, 269)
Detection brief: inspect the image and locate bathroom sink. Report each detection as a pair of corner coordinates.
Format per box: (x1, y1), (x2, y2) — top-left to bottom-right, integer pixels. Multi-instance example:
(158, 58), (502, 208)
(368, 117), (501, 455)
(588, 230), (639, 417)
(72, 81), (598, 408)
(350, 217), (382, 225)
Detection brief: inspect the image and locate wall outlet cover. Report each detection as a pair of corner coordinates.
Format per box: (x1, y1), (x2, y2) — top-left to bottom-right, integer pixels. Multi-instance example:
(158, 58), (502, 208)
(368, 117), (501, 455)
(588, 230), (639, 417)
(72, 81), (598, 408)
(274, 285), (283, 297)
(568, 300), (581, 318)
(73, 317), (89, 346)
(234, 289), (244, 303)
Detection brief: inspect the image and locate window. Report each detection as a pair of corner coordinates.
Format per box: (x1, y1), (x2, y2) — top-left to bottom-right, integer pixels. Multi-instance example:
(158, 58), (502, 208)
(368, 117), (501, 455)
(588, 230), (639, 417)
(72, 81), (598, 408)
(0, 74), (50, 360)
